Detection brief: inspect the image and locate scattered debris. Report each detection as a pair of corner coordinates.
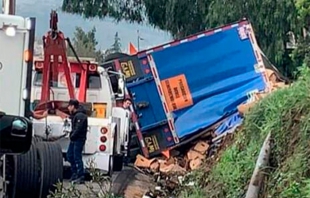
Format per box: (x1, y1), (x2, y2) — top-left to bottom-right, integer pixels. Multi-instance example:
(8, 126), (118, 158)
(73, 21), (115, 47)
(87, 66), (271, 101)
(133, 139), (212, 197)
(238, 69), (289, 115)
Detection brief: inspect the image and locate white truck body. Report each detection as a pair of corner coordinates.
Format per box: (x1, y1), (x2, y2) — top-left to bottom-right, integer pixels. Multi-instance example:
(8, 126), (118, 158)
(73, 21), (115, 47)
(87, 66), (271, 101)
(0, 11), (128, 178)
(0, 14), (33, 116)
(0, 13), (41, 198)
(31, 64), (130, 172)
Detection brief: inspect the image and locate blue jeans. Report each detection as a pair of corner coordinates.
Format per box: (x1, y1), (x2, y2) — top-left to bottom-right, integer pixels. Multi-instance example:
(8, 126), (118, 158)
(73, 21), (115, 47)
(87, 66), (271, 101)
(66, 140), (85, 177)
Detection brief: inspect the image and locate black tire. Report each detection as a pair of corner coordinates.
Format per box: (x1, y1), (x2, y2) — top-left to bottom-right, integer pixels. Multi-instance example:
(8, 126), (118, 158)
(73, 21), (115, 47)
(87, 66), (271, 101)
(113, 154), (124, 172)
(108, 155), (124, 176)
(2, 155), (17, 198)
(33, 136), (43, 142)
(15, 138), (41, 198)
(37, 142), (63, 198)
(108, 155), (114, 177)
(104, 52), (129, 62)
(112, 130), (124, 173)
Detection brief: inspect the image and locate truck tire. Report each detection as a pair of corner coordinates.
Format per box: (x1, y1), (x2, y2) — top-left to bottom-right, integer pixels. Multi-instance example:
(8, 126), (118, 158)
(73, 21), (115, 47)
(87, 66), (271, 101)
(108, 155), (114, 177)
(113, 154), (124, 172)
(113, 130), (124, 173)
(15, 138), (41, 198)
(2, 155), (17, 198)
(36, 142), (63, 198)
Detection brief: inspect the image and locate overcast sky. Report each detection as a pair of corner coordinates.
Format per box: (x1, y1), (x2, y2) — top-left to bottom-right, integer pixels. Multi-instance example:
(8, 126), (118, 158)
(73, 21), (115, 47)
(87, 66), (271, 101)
(4, 0), (172, 51)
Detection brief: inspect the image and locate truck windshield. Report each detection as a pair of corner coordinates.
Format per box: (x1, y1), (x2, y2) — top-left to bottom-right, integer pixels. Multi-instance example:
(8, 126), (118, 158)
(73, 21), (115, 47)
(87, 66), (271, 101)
(33, 71), (101, 89)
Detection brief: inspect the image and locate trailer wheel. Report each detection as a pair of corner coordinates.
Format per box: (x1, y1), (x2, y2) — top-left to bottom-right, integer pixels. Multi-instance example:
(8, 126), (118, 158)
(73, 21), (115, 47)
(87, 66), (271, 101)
(37, 142), (63, 198)
(15, 138), (41, 198)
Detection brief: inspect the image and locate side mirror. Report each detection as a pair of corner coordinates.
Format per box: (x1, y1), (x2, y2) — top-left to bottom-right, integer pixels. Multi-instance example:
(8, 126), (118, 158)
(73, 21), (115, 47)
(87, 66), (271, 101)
(117, 75), (125, 99)
(0, 114), (32, 154)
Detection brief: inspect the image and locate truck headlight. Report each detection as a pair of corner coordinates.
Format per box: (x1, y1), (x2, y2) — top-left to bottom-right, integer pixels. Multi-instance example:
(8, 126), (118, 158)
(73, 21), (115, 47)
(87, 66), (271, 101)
(5, 26), (16, 37)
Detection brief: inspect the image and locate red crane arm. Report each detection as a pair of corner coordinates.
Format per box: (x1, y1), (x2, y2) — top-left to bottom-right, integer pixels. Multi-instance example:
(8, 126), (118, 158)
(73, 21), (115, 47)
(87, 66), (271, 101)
(40, 10), (76, 102)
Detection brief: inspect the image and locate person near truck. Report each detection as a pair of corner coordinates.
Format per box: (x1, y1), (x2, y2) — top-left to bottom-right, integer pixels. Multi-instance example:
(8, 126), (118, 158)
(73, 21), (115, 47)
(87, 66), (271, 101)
(121, 98), (134, 165)
(122, 98), (132, 110)
(66, 99), (88, 184)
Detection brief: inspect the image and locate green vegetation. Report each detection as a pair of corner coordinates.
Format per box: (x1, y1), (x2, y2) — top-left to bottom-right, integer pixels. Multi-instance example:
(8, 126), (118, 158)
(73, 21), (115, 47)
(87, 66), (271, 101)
(176, 65), (310, 198)
(67, 26), (105, 63)
(67, 27), (122, 63)
(104, 32), (122, 56)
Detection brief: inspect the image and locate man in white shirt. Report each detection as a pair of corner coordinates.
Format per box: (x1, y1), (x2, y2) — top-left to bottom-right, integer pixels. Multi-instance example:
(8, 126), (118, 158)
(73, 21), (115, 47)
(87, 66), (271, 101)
(121, 98), (134, 165)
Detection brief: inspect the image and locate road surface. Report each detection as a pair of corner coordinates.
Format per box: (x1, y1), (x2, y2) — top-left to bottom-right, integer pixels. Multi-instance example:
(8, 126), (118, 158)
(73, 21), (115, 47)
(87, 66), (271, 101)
(62, 166), (154, 198)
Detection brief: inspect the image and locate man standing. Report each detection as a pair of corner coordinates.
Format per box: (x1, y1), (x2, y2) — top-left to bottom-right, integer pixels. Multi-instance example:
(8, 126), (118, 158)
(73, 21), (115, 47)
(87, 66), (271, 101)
(66, 99), (88, 184)
(121, 98), (134, 165)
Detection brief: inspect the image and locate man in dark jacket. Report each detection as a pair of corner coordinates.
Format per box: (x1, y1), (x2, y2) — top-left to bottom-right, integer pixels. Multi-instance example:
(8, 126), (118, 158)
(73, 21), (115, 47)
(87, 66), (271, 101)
(66, 99), (88, 184)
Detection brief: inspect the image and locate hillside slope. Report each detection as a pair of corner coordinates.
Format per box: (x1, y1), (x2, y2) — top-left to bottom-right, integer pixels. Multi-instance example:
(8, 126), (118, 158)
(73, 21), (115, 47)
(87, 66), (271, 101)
(180, 65), (310, 198)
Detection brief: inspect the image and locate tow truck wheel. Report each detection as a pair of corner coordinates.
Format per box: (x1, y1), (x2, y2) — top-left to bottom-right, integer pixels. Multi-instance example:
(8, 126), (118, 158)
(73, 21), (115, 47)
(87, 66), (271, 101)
(0, 155), (17, 198)
(113, 155), (124, 172)
(36, 142), (63, 198)
(15, 138), (41, 198)
(108, 155), (114, 177)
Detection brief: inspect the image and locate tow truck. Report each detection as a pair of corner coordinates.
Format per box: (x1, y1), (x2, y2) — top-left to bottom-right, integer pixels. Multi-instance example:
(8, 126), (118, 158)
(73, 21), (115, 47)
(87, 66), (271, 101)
(30, 10), (130, 175)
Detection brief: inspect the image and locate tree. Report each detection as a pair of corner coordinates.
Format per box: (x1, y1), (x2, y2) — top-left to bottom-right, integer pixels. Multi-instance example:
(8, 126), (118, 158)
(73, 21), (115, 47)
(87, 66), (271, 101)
(289, 0), (310, 77)
(61, 0), (209, 39)
(62, 0), (304, 77)
(205, 0), (300, 77)
(103, 32), (123, 59)
(105, 32), (122, 56)
(67, 26), (104, 63)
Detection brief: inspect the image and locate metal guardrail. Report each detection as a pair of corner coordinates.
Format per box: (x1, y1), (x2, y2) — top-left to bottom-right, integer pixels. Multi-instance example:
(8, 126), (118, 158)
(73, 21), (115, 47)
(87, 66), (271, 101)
(245, 132), (271, 198)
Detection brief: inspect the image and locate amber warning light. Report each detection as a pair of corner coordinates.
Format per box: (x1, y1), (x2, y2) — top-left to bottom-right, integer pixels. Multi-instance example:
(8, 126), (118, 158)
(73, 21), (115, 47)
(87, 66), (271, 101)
(24, 50), (32, 62)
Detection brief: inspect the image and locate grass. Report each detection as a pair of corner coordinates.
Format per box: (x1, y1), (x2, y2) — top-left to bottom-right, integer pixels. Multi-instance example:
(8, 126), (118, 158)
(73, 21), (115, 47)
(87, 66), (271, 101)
(179, 65), (310, 198)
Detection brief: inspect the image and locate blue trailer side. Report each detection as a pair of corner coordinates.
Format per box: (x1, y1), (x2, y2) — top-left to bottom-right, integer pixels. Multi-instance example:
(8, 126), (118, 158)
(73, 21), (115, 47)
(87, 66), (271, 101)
(118, 19), (269, 157)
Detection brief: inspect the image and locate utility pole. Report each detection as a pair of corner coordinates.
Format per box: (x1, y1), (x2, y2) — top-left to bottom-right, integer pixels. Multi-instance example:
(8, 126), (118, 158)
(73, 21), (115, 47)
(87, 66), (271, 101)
(137, 30), (144, 51)
(137, 30), (140, 51)
(2, 0), (16, 15)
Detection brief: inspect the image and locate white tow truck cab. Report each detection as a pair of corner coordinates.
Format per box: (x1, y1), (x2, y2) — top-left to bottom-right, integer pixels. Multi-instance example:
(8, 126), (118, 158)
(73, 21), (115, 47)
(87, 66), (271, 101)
(30, 58), (130, 173)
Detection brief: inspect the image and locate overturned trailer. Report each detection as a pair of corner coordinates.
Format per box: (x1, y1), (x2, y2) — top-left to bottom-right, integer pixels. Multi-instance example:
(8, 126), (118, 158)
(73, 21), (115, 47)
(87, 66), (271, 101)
(103, 19), (274, 158)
